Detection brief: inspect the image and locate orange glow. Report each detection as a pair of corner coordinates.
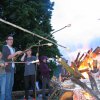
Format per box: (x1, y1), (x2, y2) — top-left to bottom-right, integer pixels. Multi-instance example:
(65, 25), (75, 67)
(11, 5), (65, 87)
(78, 55), (93, 79)
(82, 91), (95, 100)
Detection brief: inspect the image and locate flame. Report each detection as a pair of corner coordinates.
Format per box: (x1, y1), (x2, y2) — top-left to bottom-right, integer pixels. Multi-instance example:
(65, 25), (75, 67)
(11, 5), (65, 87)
(78, 55), (93, 79)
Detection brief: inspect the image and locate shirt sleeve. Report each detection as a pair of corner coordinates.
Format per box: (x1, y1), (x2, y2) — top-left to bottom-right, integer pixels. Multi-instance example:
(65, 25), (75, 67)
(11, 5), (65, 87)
(2, 46), (10, 60)
(32, 56), (36, 61)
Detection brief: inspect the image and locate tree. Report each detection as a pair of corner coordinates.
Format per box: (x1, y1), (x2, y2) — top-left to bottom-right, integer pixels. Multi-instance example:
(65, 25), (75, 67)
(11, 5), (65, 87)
(0, 0), (60, 90)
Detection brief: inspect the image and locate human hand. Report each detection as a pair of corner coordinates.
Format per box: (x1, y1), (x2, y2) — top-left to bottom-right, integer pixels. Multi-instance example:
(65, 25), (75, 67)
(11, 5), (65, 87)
(5, 62), (8, 66)
(0, 63), (4, 67)
(16, 51), (23, 55)
(23, 53), (26, 56)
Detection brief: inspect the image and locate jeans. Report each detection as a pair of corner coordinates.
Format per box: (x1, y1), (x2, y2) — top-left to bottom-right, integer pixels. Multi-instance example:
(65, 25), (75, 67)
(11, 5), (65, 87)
(5, 68), (14, 100)
(0, 74), (6, 100)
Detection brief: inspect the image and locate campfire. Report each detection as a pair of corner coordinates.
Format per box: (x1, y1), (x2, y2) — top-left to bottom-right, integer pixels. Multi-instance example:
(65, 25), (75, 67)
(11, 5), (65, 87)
(78, 55), (93, 79)
(56, 47), (100, 100)
(73, 47), (100, 100)
(75, 47), (100, 78)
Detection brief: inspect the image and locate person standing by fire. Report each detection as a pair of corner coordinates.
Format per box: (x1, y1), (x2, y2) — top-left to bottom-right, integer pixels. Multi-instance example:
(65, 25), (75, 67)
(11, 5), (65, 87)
(2, 35), (22, 100)
(21, 49), (36, 100)
(39, 56), (51, 100)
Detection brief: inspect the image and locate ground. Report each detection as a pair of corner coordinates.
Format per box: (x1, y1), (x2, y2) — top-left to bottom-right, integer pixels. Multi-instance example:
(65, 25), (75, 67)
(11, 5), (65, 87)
(16, 95), (43, 100)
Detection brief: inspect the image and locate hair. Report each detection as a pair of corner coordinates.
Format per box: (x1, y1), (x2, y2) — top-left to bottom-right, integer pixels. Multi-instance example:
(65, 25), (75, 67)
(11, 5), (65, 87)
(26, 49), (32, 58)
(5, 35), (13, 40)
(0, 51), (2, 55)
(27, 48), (32, 51)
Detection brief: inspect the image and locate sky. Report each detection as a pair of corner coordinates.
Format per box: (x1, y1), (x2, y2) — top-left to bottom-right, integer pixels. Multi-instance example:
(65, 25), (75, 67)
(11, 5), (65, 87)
(51, 0), (100, 63)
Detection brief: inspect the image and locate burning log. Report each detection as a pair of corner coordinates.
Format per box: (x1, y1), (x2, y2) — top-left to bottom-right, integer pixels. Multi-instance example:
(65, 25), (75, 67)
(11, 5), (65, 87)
(88, 60), (100, 95)
(79, 68), (89, 73)
(57, 56), (100, 100)
(74, 52), (83, 68)
(75, 52), (80, 63)
(57, 57), (85, 79)
(77, 49), (94, 77)
(88, 72), (100, 94)
(85, 48), (93, 57)
(74, 52), (86, 69)
(88, 63), (92, 69)
(93, 46), (100, 55)
(71, 77), (100, 100)
(71, 62), (85, 79)
(78, 53), (84, 61)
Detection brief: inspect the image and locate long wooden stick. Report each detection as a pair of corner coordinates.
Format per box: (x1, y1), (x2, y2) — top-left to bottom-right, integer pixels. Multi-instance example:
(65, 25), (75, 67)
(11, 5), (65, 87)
(88, 72), (100, 94)
(0, 18), (68, 49)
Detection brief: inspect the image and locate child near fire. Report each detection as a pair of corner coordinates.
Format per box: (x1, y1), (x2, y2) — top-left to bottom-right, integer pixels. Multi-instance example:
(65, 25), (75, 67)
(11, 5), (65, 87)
(39, 56), (51, 100)
(21, 49), (36, 100)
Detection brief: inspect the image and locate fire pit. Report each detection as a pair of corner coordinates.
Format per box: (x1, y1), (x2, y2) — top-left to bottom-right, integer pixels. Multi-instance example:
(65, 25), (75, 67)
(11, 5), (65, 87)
(52, 47), (100, 100)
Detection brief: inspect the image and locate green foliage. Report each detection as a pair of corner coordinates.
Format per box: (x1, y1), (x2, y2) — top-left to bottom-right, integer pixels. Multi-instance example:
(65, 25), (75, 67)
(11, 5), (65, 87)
(0, 0), (60, 56)
(0, 0), (61, 90)
(48, 61), (57, 78)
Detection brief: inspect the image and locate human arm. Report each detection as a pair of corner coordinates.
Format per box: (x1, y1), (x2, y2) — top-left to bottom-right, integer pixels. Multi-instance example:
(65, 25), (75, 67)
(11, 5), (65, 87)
(7, 51), (22, 60)
(2, 46), (22, 60)
(0, 63), (5, 67)
(21, 53), (26, 61)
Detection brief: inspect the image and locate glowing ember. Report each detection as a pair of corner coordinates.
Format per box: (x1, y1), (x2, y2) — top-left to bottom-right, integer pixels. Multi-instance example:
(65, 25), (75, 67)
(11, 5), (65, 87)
(82, 91), (96, 100)
(78, 65), (88, 78)
(73, 90), (96, 100)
